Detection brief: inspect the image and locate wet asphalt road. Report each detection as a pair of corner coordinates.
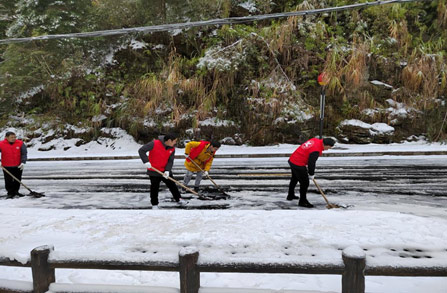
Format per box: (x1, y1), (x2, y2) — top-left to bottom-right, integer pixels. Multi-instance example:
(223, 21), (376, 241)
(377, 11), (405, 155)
(1, 156), (447, 218)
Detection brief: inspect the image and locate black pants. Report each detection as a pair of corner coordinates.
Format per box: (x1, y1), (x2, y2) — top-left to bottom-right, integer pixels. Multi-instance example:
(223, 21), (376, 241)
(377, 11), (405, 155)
(288, 161), (309, 202)
(2, 167), (23, 196)
(149, 173), (181, 206)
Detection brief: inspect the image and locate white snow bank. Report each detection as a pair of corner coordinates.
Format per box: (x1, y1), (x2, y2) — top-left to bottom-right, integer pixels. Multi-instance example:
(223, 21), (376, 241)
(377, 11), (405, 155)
(1, 208), (446, 291)
(339, 119), (394, 135)
(1, 208), (446, 292)
(48, 283), (178, 293)
(0, 278), (32, 292)
(200, 288), (335, 293)
(2, 125), (445, 159)
(48, 284), (335, 293)
(1, 209), (446, 267)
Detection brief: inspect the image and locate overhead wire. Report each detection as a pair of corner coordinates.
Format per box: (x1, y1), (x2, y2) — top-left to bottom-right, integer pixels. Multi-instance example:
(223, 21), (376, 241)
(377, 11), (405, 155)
(0, 0), (429, 45)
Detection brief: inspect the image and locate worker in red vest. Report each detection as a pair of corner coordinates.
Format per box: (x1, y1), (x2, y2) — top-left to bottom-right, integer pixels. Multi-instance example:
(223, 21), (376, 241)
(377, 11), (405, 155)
(0, 131), (28, 199)
(183, 140), (221, 192)
(138, 133), (187, 209)
(288, 137), (335, 208)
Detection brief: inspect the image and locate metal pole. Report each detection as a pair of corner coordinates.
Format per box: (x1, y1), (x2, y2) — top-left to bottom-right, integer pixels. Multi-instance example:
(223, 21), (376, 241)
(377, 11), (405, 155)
(319, 86), (326, 139)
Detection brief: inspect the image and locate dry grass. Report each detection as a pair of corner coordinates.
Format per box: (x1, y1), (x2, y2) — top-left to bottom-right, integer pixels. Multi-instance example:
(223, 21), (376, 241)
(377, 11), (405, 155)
(388, 19), (410, 56)
(357, 90), (376, 112)
(127, 47), (248, 127)
(267, 17), (296, 64)
(343, 40), (369, 89)
(402, 48), (445, 109)
(268, 0), (320, 64)
(323, 45), (345, 96)
(438, 0), (447, 28)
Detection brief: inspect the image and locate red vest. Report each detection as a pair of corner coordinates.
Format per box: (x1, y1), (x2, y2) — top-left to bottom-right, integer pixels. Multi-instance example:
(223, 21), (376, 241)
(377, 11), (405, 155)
(148, 140), (175, 172)
(289, 138), (324, 166)
(186, 141), (210, 162)
(0, 139), (23, 167)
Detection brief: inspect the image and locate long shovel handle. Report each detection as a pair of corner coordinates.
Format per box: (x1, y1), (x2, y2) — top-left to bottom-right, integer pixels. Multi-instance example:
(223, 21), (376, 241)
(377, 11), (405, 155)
(312, 178), (333, 207)
(1, 165), (33, 193)
(185, 154), (226, 193)
(150, 166), (199, 196)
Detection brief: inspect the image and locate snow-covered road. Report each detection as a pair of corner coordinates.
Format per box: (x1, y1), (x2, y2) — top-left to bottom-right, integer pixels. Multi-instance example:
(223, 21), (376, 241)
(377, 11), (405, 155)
(1, 155), (447, 219)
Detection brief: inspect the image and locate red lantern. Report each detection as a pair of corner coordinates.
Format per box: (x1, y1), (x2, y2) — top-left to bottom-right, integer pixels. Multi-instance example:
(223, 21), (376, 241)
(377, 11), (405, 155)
(318, 72), (328, 86)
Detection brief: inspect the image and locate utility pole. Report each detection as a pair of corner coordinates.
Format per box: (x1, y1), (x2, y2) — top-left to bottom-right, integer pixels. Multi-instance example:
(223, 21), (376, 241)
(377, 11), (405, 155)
(317, 72), (328, 139)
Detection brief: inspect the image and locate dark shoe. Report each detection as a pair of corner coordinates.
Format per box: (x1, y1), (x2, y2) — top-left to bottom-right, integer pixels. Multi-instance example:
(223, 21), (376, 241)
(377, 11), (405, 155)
(15, 192), (25, 197)
(193, 186), (200, 192)
(298, 201), (314, 208)
(6, 193), (15, 199)
(287, 195), (299, 201)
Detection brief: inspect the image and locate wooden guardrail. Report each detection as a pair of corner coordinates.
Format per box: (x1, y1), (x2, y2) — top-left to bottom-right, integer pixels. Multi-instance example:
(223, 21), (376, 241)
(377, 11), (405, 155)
(1, 245), (446, 293)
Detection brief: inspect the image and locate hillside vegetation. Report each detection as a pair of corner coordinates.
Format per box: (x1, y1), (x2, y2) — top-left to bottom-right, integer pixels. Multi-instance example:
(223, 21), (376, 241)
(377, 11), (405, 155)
(0, 0), (446, 146)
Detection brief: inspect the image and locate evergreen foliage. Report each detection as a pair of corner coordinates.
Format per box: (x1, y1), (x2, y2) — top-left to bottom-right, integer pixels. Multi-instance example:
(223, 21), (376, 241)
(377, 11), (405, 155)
(0, 0), (446, 144)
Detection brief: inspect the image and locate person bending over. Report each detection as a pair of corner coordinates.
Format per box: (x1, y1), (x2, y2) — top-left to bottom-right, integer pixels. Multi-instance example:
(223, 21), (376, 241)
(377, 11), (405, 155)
(287, 137), (335, 208)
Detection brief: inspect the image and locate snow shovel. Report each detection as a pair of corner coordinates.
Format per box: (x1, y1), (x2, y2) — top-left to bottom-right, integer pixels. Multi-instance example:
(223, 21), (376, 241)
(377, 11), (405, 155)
(149, 166), (213, 200)
(1, 165), (45, 198)
(184, 154), (230, 199)
(312, 178), (341, 209)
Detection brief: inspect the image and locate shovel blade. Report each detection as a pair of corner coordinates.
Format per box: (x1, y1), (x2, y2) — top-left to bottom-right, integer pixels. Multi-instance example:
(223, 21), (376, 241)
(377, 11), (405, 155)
(326, 203), (345, 209)
(29, 191), (45, 198)
(197, 194), (228, 201)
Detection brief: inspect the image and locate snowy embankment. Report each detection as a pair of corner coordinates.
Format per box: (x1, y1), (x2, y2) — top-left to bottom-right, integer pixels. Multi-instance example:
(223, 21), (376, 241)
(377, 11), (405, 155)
(1, 209), (447, 292)
(1, 127), (445, 159)
(26, 137), (447, 159)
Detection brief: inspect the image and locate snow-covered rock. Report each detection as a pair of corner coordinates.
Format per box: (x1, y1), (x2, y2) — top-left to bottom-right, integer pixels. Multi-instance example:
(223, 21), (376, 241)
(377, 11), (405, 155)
(336, 119), (395, 144)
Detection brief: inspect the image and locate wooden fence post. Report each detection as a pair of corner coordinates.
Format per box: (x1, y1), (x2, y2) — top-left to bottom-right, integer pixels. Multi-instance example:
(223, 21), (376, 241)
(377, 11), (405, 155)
(179, 247), (200, 293)
(31, 245), (55, 293)
(342, 246), (366, 293)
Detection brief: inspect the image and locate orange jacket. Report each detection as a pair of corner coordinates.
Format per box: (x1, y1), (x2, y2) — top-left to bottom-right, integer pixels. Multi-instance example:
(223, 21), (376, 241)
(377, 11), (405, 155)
(184, 141), (216, 172)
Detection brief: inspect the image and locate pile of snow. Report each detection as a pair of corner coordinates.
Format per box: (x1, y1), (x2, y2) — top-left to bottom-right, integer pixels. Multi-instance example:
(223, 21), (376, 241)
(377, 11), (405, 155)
(370, 80), (393, 89)
(24, 127), (142, 158)
(339, 119), (394, 135)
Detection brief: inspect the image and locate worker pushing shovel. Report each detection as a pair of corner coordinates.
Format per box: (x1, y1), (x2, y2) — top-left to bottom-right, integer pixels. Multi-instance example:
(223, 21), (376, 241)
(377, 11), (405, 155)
(149, 165), (213, 200)
(1, 165), (45, 198)
(182, 140), (226, 197)
(287, 137), (335, 208)
(0, 131), (44, 198)
(183, 153), (230, 200)
(138, 133), (190, 209)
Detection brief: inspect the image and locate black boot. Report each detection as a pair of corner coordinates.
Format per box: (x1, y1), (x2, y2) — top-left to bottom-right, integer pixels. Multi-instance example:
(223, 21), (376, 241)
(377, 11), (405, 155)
(298, 200), (314, 208)
(6, 193), (15, 199)
(287, 195), (299, 201)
